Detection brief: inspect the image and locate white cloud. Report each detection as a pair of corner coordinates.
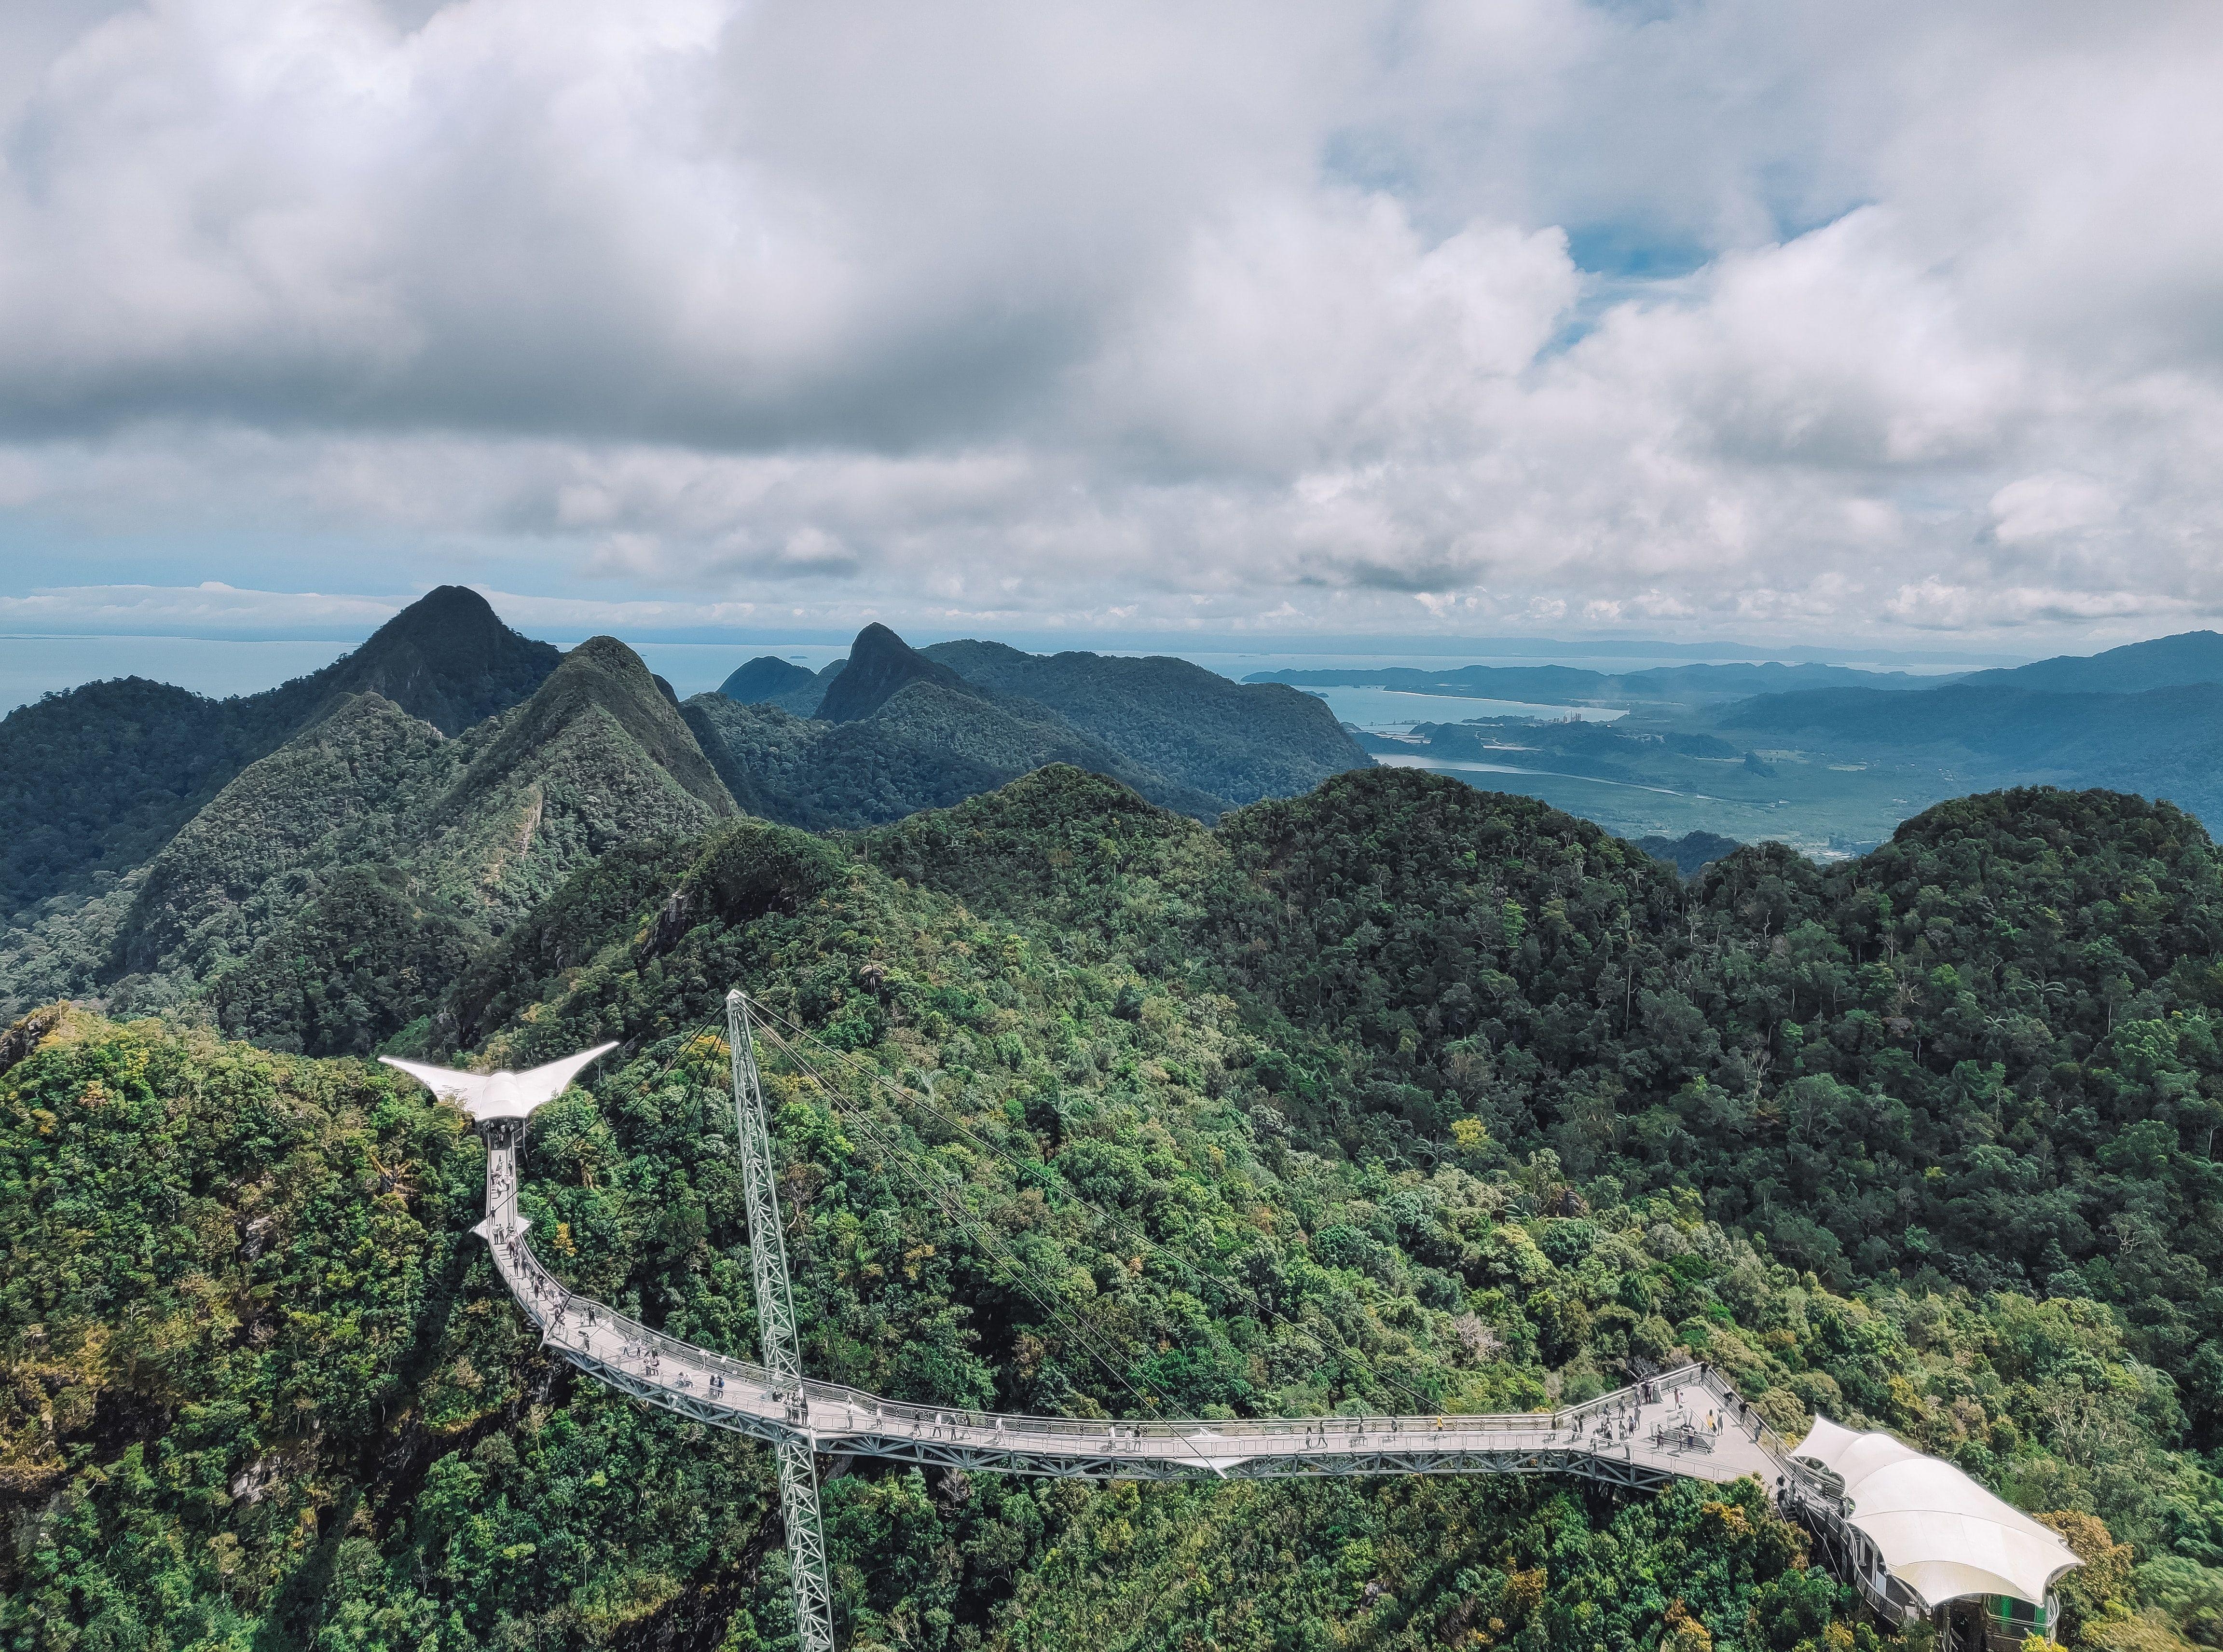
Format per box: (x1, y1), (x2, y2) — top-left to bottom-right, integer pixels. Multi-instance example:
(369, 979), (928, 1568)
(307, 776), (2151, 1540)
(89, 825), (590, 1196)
(1989, 473), (2120, 547)
(0, 580), (400, 631)
(1083, 195), (1578, 472)
(0, 0), (2218, 645)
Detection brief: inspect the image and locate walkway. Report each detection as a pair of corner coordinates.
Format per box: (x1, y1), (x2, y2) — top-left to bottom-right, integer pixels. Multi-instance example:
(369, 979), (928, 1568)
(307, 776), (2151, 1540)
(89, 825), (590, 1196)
(479, 1129), (1792, 1491)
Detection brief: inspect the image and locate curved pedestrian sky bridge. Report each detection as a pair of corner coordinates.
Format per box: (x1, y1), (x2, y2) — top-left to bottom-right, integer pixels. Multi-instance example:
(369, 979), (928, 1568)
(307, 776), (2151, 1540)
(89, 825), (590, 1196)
(383, 997), (2080, 1652)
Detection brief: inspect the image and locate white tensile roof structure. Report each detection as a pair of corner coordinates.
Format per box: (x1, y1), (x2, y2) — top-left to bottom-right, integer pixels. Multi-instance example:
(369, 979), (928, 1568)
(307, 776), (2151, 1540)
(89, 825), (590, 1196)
(1794, 1416), (2082, 1611)
(381, 1043), (617, 1122)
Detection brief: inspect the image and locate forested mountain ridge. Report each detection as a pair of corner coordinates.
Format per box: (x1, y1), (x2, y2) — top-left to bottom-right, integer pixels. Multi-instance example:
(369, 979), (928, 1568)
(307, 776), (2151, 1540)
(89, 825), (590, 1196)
(0, 586), (556, 922)
(5, 767), (2219, 1649)
(1960, 630), (2223, 695)
(698, 625), (1373, 820)
(191, 635), (734, 1051)
(685, 622), (1294, 827)
(0, 608), (1373, 1055)
(845, 766), (2223, 1390)
(1718, 680), (2223, 825)
(920, 638), (1372, 804)
(682, 675), (1225, 831)
(113, 691), (473, 980)
(0, 635), (735, 1054)
(451, 635), (735, 825)
(1199, 778), (2223, 1361)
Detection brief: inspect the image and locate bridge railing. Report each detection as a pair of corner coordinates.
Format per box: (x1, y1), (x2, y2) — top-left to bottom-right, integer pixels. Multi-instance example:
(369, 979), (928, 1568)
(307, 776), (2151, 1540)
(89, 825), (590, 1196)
(809, 1363), (1747, 1456)
(484, 1185), (778, 1392)
(1686, 1363), (1820, 1496)
(491, 1214), (1765, 1450)
(487, 1138), (1808, 1474)
(489, 1144), (815, 1400)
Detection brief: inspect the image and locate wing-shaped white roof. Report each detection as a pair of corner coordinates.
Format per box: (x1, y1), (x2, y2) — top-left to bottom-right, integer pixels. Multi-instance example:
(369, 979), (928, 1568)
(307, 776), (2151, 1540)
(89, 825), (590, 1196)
(1795, 1416), (2081, 1611)
(381, 1042), (618, 1121)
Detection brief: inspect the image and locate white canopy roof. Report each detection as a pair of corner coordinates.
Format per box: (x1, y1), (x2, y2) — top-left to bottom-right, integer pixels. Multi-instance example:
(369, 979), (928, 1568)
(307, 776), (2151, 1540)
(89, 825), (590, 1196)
(1794, 1416), (2081, 1611)
(381, 1043), (617, 1122)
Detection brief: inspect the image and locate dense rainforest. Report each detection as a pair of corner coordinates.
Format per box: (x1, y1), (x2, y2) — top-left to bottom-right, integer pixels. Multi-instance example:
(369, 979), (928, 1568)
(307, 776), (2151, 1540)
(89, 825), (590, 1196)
(0, 587), (559, 921)
(5, 765), (2222, 1652)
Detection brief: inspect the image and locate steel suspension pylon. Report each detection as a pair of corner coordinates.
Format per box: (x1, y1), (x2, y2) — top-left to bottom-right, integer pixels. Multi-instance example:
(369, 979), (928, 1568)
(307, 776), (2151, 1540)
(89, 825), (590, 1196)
(727, 989), (837, 1652)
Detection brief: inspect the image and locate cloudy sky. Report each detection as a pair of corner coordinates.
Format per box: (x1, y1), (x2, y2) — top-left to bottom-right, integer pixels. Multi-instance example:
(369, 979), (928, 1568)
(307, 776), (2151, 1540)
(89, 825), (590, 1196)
(0, 0), (2219, 647)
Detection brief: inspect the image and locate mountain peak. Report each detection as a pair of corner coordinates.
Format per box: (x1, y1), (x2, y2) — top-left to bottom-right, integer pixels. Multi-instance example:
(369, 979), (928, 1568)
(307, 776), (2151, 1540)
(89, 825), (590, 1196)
(356, 587), (517, 664)
(719, 655), (821, 705)
(313, 586), (560, 734)
(390, 582), (498, 629)
(462, 635), (735, 817)
(562, 634), (649, 675)
(816, 623), (972, 722)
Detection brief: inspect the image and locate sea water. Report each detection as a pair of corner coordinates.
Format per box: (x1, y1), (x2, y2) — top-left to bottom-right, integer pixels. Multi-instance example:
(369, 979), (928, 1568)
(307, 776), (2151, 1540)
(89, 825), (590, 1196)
(1271, 684), (1624, 731)
(0, 635), (356, 713)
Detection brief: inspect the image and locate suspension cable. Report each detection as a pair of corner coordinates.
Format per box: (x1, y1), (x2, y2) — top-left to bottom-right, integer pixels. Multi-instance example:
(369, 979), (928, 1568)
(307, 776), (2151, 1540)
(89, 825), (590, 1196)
(752, 1023), (1231, 1477)
(743, 996), (1448, 1419)
(518, 994), (1438, 1430)
(602, 1011), (728, 1108)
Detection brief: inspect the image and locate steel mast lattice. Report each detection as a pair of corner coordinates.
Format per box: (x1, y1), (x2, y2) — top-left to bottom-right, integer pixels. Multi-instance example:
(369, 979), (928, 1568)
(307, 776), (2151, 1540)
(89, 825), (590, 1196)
(728, 989), (837, 1652)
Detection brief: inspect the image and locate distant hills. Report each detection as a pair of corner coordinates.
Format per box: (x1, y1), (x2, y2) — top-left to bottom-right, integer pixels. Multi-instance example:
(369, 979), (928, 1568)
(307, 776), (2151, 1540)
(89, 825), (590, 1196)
(1244, 660), (1950, 704)
(0, 597), (1372, 1046)
(717, 653), (842, 713)
(684, 649), (1229, 832)
(16, 600), (2223, 1052)
(1716, 630), (2223, 824)
(1958, 628), (2223, 694)
(1288, 628), (2223, 855)
(0, 585), (558, 920)
(691, 624), (1370, 825)
(921, 640), (1367, 804)
(1633, 829), (1743, 877)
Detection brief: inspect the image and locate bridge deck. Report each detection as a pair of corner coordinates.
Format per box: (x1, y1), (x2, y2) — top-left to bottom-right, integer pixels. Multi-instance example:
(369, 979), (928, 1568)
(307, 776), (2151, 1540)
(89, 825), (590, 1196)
(482, 1135), (1792, 1488)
